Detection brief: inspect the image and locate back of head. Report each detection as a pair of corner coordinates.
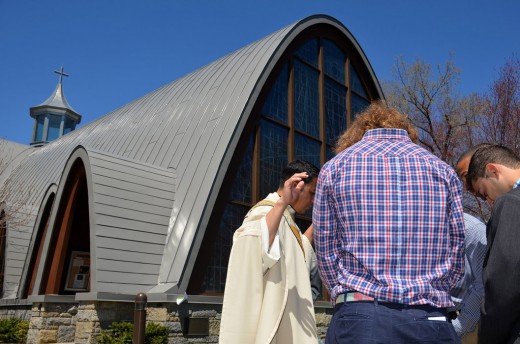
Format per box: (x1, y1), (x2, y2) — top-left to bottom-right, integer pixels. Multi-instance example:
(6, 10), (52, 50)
(334, 100), (418, 153)
(468, 145), (520, 183)
(279, 160), (320, 188)
(456, 143), (492, 167)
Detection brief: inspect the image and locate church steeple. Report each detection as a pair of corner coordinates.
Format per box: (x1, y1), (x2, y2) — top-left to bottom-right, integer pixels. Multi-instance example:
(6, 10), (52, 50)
(29, 67), (81, 146)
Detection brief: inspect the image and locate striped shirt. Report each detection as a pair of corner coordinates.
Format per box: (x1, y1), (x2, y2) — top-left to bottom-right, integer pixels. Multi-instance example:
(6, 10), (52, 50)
(313, 128), (465, 308)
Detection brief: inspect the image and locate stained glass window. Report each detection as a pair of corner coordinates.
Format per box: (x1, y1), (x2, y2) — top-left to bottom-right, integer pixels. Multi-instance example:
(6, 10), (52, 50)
(294, 60), (319, 138)
(324, 39), (346, 83)
(325, 79), (347, 145)
(201, 204), (249, 293)
(262, 63), (289, 124)
(350, 64), (368, 98)
(352, 93), (370, 118)
(295, 38), (318, 67)
(295, 134), (321, 168)
(260, 119), (288, 198)
(229, 135), (254, 203)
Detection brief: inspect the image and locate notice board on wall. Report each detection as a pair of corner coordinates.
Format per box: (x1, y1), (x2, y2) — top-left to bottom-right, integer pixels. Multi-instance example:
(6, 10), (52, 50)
(64, 251), (90, 292)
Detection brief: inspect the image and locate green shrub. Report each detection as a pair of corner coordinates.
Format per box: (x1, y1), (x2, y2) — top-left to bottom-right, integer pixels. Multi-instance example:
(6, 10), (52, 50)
(97, 321), (168, 344)
(97, 322), (133, 344)
(145, 322), (168, 344)
(0, 318), (29, 343)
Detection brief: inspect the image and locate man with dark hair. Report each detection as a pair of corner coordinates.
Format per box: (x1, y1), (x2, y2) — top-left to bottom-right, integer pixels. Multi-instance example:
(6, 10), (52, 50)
(314, 101), (465, 343)
(468, 145), (520, 204)
(220, 160), (320, 344)
(456, 143), (492, 192)
(451, 145), (491, 343)
(467, 145), (520, 344)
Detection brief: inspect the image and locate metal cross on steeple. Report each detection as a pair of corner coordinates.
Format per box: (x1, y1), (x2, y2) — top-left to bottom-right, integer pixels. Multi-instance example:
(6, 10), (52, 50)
(54, 66), (69, 84)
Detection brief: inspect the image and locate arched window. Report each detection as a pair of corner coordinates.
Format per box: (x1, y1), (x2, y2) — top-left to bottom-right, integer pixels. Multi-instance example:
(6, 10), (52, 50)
(189, 33), (376, 296)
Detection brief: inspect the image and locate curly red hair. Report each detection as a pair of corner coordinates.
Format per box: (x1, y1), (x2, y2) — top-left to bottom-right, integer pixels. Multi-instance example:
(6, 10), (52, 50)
(334, 101), (418, 153)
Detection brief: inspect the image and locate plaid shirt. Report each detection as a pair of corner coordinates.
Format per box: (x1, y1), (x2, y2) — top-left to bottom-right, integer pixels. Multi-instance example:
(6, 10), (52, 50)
(451, 213), (486, 336)
(313, 128), (465, 308)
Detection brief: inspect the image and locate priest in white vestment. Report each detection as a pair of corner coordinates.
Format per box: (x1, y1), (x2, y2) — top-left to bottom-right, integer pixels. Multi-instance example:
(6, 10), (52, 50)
(219, 160), (320, 344)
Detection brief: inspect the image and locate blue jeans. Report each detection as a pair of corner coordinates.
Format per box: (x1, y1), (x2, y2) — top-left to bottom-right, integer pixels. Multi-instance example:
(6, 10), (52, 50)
(326, 301), (460, 344)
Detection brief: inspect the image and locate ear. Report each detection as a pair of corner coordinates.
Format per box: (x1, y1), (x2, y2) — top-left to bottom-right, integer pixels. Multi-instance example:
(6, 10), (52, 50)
(485, 163), (500, 178)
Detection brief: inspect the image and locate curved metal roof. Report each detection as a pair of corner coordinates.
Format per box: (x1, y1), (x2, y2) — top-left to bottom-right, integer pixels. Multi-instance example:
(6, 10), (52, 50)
(0, 14), (383, 299)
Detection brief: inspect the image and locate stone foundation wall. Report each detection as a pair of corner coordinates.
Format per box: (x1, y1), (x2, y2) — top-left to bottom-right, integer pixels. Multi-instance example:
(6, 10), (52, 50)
(3, 300), (332, 343)
(0, 299), (32, 321)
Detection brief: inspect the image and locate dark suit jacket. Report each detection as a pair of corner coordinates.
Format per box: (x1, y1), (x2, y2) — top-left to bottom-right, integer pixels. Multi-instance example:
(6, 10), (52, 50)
(479, 187), (520, 344)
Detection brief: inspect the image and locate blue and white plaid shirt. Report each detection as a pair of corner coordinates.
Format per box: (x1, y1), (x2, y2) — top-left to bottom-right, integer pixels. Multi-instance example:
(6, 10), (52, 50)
(451, 213), (487, 336)
(313, 128), (465, 308)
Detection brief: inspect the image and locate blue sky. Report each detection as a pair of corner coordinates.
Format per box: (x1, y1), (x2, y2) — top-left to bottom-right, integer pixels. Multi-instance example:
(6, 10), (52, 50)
(1, 0), (518, 144)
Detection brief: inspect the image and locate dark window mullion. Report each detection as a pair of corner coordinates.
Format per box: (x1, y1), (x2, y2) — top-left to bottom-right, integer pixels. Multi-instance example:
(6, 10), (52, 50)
(346, 58), (352, 127)
(288, 59), (295, 162)
(351, 88), (370, 101)
(294, 128), (321, 142)
(252, 124), (261, 204)
(294, 56), (320, 73)
(318, 38), (326, 165)
(260, 115), (291, 130)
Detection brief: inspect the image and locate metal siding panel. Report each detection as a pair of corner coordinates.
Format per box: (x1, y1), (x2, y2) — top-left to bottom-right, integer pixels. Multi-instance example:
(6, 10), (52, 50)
(96, 270), (157, 285)
(96, 247), (162, 265)
(92, 175), (172, 200)
(96, 259), (160, 275)
(94, 203), (169, 225)
(94, 194), (171, 217)
(6, 259), (25, 269)
(95, 216), (166, 235)
(97, 226), (166, 245)
(96, 282), (154, 293)
(97, 237), (164, 255)
(152, 67), (222, 166)
(94, 189), (171, 209)
(89, 152), (175, 179)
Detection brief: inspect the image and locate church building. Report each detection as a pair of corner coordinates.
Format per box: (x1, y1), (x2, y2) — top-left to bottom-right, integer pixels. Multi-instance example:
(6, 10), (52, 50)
(0, 14), (383, 343)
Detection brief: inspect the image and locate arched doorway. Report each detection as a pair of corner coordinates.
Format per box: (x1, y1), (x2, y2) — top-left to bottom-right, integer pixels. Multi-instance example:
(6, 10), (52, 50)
(40, 160), (90, 295)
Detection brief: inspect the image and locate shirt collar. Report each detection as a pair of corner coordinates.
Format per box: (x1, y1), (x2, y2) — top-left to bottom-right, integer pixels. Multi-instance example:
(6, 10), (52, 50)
(362, 128), (412, 141)
(514, 177), (520, 190)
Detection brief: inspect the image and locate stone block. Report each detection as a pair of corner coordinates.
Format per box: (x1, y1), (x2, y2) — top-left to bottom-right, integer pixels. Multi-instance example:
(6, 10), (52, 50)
(191, 310), (216, 318)
(26, 328), (40, 344)
(166, 321), (182, 333)
(76, 309), (99, 322)
(30, 316), (44, 329)
(80, 303), (96, 310)
(147, 307), (168, 322)
(75, 321), (94, 339)
(39, 329), (58, 343)
(58, 325), (76, 342)
(168, 337), (188, 344)
(46, 317), (72, 327)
